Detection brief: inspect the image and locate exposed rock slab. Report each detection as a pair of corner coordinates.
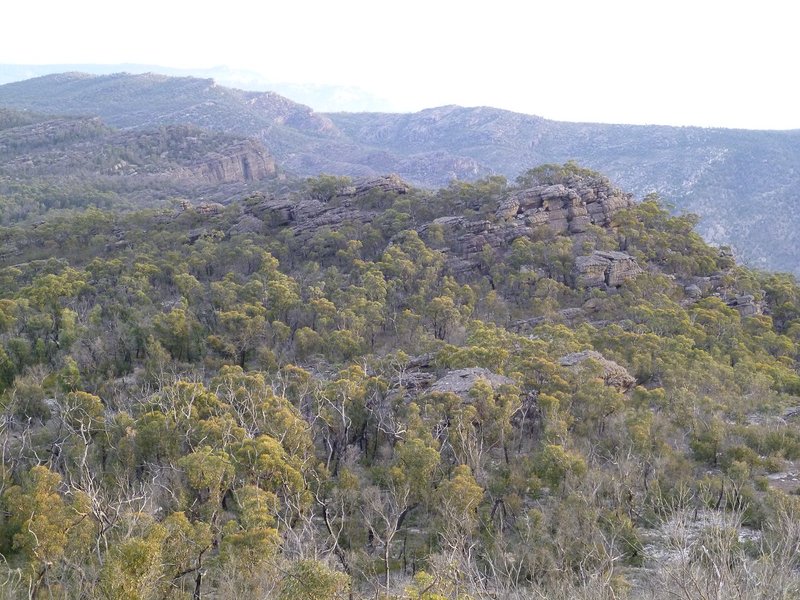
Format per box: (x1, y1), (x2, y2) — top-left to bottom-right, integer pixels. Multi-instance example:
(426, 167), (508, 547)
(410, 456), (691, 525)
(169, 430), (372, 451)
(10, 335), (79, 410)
(338, 174), (410, 198)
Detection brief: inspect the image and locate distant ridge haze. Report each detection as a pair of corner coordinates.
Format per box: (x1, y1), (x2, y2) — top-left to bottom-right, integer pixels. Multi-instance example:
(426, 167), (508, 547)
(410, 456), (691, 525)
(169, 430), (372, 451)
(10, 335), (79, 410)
(2, 63), (798, 131)
(0, 64), (396, 114)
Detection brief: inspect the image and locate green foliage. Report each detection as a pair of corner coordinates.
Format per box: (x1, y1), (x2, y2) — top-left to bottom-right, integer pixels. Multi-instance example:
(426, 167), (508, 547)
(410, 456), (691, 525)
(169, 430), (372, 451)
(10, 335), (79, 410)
(1, 466), (94, 589)
(278, 559), (350, 600)
(516, 160), (603, 187)
(1, 163), (799, 597)
(97, 522), (168, 600)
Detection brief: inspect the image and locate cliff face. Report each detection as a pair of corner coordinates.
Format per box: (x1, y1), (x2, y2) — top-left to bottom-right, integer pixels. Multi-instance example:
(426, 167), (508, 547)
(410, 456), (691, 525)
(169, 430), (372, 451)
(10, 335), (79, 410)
(175, 139), (276, 184)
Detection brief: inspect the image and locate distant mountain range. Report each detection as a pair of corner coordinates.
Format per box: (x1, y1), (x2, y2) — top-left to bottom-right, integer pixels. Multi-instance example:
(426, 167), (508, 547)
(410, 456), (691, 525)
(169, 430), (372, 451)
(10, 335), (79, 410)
(0, 64), (394, 112)
(0, 71), (799, 274)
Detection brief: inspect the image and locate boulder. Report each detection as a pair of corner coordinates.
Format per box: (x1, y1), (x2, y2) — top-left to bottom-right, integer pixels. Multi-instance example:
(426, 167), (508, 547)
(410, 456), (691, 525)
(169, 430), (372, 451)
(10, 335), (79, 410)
(597, 250), (643, 286)
(428, 368), (515, 399)
(685, 284), (702, 299)
(230, 214), (264, 235)
(726, 294), (762, 318)
(574, 250), (642, 288)
(559, 350), (636, 391)
(340, 174), (410, 198)
(574, 254), (612, 288)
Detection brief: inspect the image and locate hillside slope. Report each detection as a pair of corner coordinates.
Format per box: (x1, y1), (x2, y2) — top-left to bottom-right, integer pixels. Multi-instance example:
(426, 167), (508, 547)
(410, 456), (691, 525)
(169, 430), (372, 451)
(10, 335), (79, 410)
(0, 108), (277, 223)
(2, 165), (800, 598)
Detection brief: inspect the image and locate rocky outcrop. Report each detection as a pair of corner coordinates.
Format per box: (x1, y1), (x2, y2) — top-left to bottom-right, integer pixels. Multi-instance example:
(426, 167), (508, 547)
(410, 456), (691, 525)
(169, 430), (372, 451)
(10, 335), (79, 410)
(245, 175), (412, 243)
(574, 250), (642, 288)
(495, 178), (634, 233)
(681, 276), (766, 318)
(230, 214), (265, 235)
(428, 368), (516, 399)
(181, 140), (276, 184)
(726, 294), (762, 318)
(243, 171), (637, 286)
(417, 174), (635, 279)
(176, 200), (225, 216)
(337, 174), (410, 198)
(196, 202), (225, 216)
(559, 351), (636, 391)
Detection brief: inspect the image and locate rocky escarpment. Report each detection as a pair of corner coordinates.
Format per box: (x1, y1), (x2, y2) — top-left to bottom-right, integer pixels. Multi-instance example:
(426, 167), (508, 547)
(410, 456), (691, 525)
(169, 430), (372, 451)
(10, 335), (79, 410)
(0, 112), (277, 188)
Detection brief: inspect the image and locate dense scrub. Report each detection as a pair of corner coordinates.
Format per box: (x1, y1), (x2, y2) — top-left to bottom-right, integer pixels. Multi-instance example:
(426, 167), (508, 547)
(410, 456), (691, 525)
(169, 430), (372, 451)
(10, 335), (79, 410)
(1, 166), (800, 598)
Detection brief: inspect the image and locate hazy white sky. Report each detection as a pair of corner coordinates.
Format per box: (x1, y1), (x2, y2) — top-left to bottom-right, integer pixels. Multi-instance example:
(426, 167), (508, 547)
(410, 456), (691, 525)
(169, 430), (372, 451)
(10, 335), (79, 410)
(3, 0), (798, 129)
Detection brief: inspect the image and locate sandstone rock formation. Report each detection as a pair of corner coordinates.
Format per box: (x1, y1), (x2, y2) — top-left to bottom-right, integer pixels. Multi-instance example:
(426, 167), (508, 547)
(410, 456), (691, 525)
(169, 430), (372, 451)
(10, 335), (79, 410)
(428, 368), (516, 399)
(182, 140), (276, 184)
(244, 176), (409, 244)
(559, 351), (636, 391)
(244, 171), (638, 288)
(726, 294), (762, 318)
(495, 179), (634, 233)
(195, 202), (225, 216)
(338, 174), (410, 198)
(574, 250), (642, 288)
(424, 174), (635, 278)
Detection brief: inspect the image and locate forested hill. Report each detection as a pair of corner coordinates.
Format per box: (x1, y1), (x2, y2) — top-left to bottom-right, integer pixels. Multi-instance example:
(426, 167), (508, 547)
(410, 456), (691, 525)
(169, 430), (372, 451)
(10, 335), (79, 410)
(2, 163), (800, 598)
(2, 72), (800, 273)
(0, 107), (277, 223)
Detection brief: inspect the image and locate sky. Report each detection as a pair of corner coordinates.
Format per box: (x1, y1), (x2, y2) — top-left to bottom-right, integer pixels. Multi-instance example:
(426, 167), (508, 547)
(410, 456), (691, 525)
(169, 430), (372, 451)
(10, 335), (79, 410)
(2, 0), (798, 129)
